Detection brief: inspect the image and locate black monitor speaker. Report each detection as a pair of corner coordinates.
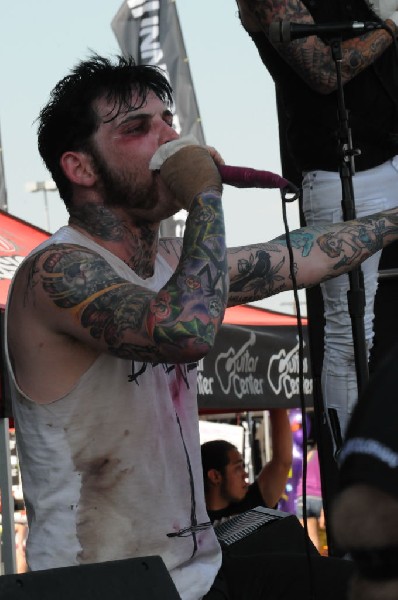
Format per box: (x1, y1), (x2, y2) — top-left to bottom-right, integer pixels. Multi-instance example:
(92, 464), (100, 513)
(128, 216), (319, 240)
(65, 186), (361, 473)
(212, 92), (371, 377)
(0, 556), (181, 600)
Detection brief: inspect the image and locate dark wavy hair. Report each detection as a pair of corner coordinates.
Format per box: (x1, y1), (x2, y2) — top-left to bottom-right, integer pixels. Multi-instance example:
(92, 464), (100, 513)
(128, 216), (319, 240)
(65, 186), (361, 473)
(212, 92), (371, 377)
(37, 53), (173, 207)
(201, 440), (236, 493)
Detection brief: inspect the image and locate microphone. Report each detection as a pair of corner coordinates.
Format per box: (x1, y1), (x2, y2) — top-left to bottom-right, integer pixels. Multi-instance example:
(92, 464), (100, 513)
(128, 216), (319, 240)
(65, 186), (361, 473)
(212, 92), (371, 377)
(269, 20), (382, 43)
(148, 135), (299, 199)
(218, 164), (299, 200)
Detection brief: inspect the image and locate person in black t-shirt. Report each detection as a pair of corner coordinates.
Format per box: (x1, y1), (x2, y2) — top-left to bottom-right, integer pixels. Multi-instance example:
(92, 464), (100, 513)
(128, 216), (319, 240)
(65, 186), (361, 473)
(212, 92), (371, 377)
(201, 409), (356, 599)
(201, 409), (292, 523)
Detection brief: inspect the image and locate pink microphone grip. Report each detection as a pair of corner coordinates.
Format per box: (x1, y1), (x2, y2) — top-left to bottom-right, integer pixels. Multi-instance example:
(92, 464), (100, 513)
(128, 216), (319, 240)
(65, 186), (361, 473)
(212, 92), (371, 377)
(218, 164), (290, 189)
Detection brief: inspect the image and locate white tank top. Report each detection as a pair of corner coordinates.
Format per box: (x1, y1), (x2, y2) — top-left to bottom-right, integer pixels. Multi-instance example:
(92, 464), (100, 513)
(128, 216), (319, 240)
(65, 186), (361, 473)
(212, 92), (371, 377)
(5, 226), (221, 600)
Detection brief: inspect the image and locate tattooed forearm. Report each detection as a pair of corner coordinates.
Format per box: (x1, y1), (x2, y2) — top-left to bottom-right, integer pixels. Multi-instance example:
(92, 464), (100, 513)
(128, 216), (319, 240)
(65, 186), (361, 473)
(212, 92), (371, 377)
(165, 192), (228, 345)
(287, 211), (398, 287)
(229, 249), (286, 298)
(279, 30), (393, 93)
(228, 209), (398, 305)
(241, 0), (394, 93)
(316, 215), (398, 271)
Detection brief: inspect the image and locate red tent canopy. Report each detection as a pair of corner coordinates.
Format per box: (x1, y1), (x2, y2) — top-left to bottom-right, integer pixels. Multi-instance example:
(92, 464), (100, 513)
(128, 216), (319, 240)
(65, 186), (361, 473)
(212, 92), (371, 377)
(223, 304), (307, 327)
(0, 210), (50, 309)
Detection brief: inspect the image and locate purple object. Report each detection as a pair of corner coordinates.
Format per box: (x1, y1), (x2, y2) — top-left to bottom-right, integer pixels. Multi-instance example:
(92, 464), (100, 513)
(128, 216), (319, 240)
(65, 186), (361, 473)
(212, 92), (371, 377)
(278, 408), (310, 513)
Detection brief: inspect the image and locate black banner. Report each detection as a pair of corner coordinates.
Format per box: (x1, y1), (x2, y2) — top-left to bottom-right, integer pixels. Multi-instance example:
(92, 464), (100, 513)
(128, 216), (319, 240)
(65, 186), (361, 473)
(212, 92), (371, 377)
(198, 323), (313, 412)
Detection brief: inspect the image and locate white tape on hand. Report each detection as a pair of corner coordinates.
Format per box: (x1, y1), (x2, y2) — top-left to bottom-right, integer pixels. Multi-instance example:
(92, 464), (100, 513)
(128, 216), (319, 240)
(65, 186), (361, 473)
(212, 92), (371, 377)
(149, 135), (199, 171)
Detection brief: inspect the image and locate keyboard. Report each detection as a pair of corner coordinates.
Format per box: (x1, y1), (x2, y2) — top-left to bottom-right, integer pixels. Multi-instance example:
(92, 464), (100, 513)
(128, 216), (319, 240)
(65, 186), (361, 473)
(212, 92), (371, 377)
(214, 506), (289, 547)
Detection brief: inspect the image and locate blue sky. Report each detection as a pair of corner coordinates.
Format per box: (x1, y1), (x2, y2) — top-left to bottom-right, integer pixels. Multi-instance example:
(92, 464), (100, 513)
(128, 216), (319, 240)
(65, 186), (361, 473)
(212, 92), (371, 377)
(0, 0), (303, 312)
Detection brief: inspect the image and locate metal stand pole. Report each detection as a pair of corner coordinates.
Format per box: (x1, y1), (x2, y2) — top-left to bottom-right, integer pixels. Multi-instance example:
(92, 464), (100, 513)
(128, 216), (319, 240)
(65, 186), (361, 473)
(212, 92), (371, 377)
(327, 38), (369, 453)
(0, 418), (16, 574)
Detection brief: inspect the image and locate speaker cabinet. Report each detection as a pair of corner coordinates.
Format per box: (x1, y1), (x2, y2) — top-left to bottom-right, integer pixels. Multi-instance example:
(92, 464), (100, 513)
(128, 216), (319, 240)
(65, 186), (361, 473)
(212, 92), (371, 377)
(0, 556), (181, 600)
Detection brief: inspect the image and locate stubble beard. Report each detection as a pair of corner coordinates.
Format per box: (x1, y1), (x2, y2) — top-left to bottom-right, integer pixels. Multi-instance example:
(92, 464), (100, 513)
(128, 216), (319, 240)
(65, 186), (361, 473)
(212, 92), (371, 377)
(90, 145), (159, 216)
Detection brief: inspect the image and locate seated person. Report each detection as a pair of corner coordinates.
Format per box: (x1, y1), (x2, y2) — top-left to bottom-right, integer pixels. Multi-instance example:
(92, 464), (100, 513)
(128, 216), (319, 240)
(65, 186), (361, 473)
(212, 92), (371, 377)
(201, 408), (292, 523)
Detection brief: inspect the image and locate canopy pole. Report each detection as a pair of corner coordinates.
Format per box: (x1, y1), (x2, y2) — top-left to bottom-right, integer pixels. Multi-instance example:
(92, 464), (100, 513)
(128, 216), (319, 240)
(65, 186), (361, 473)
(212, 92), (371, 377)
(0, 417), (16, 573)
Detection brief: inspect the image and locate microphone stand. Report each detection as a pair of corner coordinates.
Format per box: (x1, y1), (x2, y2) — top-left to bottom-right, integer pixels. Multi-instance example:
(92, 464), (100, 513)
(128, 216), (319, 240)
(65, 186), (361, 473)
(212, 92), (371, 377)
(327, 38), (369, 448)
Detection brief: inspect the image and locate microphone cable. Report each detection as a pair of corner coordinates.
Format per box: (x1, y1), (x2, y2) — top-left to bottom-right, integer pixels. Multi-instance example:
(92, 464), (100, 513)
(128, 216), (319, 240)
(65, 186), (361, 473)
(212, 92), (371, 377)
(280, 185), (317, 600)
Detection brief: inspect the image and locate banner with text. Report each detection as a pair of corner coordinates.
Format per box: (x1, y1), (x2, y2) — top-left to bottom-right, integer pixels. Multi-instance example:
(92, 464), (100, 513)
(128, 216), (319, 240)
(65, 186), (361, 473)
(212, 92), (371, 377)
(112, 0), (205, 144)
(198, 324), (313, 412)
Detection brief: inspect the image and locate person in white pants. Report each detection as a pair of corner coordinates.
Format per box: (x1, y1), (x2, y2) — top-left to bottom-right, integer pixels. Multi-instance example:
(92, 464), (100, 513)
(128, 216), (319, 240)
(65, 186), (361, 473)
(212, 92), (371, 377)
(235, 0), (398, 452)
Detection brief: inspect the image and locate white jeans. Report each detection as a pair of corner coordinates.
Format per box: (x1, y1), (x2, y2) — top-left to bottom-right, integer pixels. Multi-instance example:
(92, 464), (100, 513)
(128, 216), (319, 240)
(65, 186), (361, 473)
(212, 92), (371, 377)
(302, 157), (398, 449)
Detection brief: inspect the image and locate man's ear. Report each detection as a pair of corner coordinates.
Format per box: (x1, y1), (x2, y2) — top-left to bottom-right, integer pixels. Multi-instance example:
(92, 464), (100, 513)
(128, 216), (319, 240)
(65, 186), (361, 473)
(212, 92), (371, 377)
(207, 468), (222, 486)
(60, 151), (96, 187)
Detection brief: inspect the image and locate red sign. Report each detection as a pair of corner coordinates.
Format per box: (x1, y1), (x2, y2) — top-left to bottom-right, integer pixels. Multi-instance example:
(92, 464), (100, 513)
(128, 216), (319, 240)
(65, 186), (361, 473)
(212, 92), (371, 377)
(0, 210), (50, 309)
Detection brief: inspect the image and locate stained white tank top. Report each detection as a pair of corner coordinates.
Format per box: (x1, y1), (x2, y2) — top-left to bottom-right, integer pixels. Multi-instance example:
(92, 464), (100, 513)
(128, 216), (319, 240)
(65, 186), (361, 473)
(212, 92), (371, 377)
(5, 226), (221, 600)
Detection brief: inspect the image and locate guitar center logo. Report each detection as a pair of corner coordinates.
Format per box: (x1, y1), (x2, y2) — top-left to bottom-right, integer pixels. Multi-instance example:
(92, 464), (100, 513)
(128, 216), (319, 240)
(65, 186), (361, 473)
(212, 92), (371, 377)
(214, 332), (264, 399)
(267, 340), (313, 399)
(197, 333), (314, 400)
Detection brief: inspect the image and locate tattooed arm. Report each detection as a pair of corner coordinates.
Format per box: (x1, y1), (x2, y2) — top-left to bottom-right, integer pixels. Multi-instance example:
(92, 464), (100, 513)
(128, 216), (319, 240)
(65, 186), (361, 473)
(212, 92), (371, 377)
(18, 192), (228, 367)
(235, 0), (397, 93)
(227, 207), (398, 306)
